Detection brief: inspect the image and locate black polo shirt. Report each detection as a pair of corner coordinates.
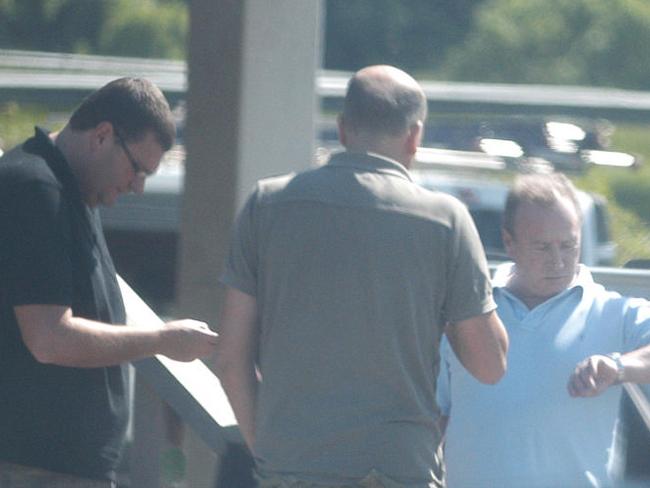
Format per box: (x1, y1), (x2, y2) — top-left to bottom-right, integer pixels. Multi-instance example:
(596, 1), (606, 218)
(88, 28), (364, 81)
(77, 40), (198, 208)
(0, 128), (128, 481)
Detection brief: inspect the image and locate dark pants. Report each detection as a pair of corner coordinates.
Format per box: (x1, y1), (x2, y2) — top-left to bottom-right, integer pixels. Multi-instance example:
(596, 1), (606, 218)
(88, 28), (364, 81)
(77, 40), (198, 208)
(213, 443), (256, 488)
(619, 390), (650, 483)
(0, 461), (115, 488)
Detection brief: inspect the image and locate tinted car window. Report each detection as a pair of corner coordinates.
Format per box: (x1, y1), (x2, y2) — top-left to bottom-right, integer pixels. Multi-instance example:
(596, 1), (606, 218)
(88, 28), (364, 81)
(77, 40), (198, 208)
(469, 209), (506, 260)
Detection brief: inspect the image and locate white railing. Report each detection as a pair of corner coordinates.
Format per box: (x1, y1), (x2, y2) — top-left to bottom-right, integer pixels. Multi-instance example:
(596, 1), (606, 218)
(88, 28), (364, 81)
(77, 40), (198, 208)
(4, 49), (650, 117)
(118, 275), (239, 452)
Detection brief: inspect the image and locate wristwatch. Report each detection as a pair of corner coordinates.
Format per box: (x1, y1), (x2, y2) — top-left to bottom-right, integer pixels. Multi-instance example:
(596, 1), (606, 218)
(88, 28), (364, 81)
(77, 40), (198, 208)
(607, 352), (625, 383)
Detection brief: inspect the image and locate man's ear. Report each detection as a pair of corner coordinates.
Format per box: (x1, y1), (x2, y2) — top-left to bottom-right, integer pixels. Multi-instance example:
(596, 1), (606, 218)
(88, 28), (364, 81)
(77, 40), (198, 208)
(90, 121), (114, 150)
(405, 120), (423, 156)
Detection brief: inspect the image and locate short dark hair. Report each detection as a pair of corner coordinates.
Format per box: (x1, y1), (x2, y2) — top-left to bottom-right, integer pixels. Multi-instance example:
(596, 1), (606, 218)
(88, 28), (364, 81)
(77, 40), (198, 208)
(342, 67), (427, 136)
(68, 77), (175, 151)
(503, 172), (582, 237)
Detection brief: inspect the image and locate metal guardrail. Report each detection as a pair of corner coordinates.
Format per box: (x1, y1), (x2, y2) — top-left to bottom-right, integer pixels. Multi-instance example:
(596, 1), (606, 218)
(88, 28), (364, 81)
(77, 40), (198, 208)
(119, 264), (650, 448)
(0, 49), (184, 73)
(0, 49), (186, 93)
(118, 275), (240, 453)
(120, 261), (649, 481)
(5, 49), (650, 120)
(624, 383), (650, 431)
(591, 266), (650, 300)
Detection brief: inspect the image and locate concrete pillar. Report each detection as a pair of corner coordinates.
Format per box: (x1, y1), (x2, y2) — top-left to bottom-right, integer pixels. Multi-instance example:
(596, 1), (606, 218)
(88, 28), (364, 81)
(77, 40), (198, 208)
(179, 0), (322, 322)
(178, 1), (323, 486)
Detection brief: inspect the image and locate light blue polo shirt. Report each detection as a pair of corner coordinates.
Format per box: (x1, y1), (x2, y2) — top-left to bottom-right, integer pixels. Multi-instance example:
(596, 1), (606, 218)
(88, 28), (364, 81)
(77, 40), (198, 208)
(437, 263), (650, 488)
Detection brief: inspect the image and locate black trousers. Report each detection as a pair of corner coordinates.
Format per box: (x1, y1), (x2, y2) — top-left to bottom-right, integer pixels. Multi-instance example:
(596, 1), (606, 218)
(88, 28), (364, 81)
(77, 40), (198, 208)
(213, 442), (256, 488)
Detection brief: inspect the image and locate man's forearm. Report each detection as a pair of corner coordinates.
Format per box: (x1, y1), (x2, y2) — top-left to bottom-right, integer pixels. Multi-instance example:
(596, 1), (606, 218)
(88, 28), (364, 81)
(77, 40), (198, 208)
(215, 287), (260, 451)
(446, 310), (509, 384)
(15, 305), (217, 367)
(218, 363), (259, 451)
(31, 315), (165, 367)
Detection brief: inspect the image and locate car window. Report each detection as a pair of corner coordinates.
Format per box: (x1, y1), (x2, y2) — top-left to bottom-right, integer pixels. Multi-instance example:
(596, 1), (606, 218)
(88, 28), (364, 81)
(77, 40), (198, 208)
(468, 209), (506, 259)
(593, 198), (612, 244)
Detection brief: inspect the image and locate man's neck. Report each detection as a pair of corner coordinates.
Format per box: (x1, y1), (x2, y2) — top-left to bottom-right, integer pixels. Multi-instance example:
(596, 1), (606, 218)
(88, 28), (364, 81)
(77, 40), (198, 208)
(505, 275), (578, 310)
(51, 126), (82, 171)
(505, 286), (555, 310)
(344, 132), (412, 169)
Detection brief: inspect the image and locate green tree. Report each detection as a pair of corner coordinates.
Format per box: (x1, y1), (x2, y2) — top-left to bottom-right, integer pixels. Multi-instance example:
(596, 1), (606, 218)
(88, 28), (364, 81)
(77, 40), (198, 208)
(0, 0), (188, 59)
(0, 0), (109, 53)
(98, 0), (187, 59)
(324, 0), (487, 73)
(440, 0), (650, 90)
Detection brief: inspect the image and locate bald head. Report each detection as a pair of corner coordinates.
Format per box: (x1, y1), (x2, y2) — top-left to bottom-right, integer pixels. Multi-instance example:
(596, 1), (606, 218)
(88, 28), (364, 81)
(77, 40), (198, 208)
(342, 65), (427, 138)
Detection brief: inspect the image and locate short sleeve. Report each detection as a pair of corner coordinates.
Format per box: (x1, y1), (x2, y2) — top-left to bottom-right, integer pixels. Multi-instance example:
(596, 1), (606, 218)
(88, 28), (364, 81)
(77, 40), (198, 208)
(220, 188), (259, 296)
(0, 181), (74, 306)
(444, 204), (496, 324)
(622, 297), (650, 352)
(436, 337), (452, 416)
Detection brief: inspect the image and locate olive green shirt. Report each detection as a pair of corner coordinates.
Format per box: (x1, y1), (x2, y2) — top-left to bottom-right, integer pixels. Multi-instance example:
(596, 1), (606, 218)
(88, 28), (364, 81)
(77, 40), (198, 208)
(221, 151), (495, 486)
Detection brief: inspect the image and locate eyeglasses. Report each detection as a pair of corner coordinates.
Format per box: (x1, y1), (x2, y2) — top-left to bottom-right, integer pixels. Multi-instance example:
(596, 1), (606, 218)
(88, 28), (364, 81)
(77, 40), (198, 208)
(115, 131), (154, 178)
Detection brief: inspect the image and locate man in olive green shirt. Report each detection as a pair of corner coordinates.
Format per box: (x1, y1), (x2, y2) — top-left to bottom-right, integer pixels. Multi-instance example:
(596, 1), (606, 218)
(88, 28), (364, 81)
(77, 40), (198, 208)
(216, 65), (508, 488)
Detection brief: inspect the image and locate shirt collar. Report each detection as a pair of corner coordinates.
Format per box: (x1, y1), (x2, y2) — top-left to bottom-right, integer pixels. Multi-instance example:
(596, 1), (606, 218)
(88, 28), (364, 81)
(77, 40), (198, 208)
(24, 127), (83, 201)
(327, 150), (413, 182)
(493, 262), (592, 303)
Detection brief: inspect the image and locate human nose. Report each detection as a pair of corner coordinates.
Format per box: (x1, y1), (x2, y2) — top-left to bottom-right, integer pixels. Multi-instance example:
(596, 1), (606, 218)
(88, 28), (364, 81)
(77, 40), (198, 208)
(547, 245), (565, 269)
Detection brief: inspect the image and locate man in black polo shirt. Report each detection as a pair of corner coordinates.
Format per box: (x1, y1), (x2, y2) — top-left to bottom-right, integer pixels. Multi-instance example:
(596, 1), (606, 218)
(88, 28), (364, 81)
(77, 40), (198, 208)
(0, 78), (217, 487)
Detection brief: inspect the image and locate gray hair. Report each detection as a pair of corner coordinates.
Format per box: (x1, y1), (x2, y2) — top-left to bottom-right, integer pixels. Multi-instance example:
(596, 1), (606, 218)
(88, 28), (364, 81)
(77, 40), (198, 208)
(503, 172), (582, 236)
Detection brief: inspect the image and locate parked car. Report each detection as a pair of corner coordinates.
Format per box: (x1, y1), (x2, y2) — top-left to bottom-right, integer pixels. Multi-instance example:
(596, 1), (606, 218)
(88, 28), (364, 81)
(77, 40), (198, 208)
(420, 116), (638, 172)
(412, 169), (616, 266)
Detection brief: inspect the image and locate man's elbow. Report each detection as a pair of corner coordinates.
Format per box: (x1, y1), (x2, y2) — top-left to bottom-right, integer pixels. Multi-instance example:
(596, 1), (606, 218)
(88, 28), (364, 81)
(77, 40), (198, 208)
(23, 334), (67, 365)
(474, 356), (507, 385)
(27, 342), (53, 364)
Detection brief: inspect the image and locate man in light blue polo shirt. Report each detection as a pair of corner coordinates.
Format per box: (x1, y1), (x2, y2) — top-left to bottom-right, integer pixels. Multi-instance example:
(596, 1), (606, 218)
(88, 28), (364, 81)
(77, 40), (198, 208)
(437, 173), (650, 488)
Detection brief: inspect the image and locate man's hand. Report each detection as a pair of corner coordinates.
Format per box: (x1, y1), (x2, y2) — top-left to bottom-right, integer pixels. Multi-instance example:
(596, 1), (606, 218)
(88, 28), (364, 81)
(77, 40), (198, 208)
(567, 354), (618, 398)
(159, 319), (218, 362)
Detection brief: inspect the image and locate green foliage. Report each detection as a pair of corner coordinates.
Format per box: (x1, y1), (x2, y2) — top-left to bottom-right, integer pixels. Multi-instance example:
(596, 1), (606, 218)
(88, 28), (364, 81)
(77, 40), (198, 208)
(606, 124), (650, 227)
(575, 123), (650, 265)
(441, 0), (650, 89)
(0, 103), (48, 151)
(0, 0), (109, 53)
(324, 0), (487, 73)
(610, 177), (650, 223)
(0, 0), (187, 59)
(605, 202), (650, 265)
(98, 0), (188, 59)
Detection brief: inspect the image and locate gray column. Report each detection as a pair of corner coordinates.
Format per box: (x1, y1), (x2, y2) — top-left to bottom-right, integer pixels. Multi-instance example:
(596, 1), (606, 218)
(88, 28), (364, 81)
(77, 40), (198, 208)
(179, 1), (323, 485)
(179, 1), (322, 322)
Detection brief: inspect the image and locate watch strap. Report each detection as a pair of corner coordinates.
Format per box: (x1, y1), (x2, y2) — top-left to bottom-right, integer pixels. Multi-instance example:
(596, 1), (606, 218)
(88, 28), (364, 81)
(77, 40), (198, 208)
(607, 352), (625, 383)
